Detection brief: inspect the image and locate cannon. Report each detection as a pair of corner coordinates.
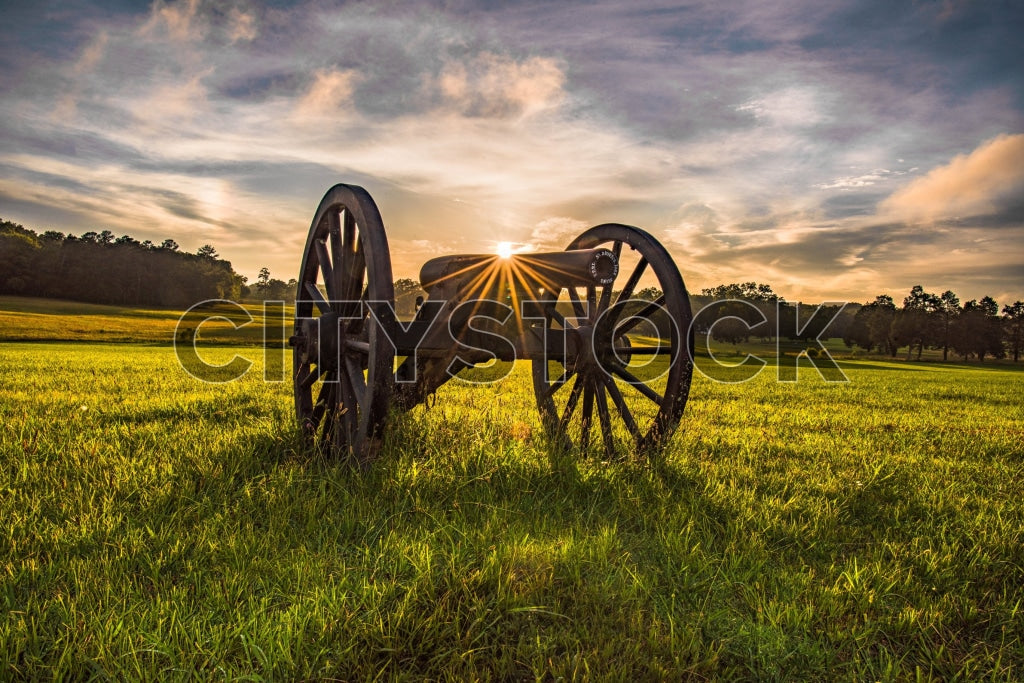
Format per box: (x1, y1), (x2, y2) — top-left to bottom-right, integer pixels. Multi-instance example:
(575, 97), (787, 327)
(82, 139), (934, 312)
(290, 184), (694, 465)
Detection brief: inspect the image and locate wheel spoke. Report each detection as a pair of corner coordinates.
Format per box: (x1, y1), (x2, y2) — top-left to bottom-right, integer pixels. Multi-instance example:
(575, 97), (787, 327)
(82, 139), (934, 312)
(329, 210), (344, 299)
(305, 282), (331, 315)
(557, 374), (584, 431)
(347, 285), (370, 335)
(579, 380), (594, 452)
(545, 300), (569, 329)
(314, 239), (335, 300)
(614, 257), (648, 309)
(602, 374), (641, 442)
(611, 240), (623, 260)
(608, 363), (664, 405)
(342, 208), (356, 258)
(299, 364), (321, 390)
(337, 362), (359, 444)
(567, 287), (587, 319)
(345, 355), (368, 400)
(594, 381), (615, 457)
(350, 243), (366, 303)
(546, 366), (576, 399)
(341, 210), (360, 300)
(309, 371), (335, 427)
(345, 338), (371, 355)
(617, 295), (666, 335)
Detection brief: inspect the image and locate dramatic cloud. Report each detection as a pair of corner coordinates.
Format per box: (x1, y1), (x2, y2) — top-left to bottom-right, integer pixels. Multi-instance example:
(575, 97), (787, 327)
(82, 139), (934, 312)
(0, 0), (1022, 303)
(880, 134), (1024, 223)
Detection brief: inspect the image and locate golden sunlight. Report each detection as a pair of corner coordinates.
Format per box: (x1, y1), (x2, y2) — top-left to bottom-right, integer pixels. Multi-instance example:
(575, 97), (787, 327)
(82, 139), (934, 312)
(496, 241), (514, 259)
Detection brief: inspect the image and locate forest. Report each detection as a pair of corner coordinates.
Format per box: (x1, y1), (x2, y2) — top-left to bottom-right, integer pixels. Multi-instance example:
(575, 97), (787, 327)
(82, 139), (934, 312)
(1, 219), (244, 308)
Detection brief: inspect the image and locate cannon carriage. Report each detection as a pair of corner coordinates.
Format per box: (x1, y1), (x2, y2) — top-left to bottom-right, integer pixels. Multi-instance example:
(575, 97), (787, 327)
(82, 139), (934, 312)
(289, 184), (694, 465)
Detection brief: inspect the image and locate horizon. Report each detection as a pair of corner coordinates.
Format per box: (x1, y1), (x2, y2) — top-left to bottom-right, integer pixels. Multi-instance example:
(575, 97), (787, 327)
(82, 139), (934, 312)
(1, 1), (1022, 304)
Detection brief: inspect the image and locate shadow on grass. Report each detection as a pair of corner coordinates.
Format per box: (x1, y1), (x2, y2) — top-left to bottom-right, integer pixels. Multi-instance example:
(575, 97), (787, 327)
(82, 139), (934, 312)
(107, 404), (1022, 679)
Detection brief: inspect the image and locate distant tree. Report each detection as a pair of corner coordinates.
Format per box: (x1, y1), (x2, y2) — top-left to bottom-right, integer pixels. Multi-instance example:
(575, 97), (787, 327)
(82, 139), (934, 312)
(892, 285), (939, 360)
(823, 304), (857, 340)
(698, 282), (781, 341)
(41, 230), (65, 241)
(160, 238), (179, 251)
(115, 234), (139, 246)
(0, 219), (41, 295)
(271, 278), (292, 300)
(700, 282), (779, 302)
(196, 244), (218, 259)
(953, 297), (1003, 362)
(845, 294), (898, 356)
(843, 306), (873, 351)
(934, 290), (961, 361)
(635, 286), (663, 301)
(97, 229), (114, 245)
(1002, 301), (1024, 362)
(254, 276), (291, 300)
(786, 302), (847, 342)
(80, 231), (99, 243)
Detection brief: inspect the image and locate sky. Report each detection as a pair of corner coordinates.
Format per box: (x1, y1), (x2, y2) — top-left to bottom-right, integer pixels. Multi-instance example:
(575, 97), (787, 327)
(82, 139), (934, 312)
(1, 0), (1022, 303)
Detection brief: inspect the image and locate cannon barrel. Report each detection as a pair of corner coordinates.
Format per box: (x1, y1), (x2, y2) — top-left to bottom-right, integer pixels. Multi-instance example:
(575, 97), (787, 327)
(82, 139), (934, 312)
(419, 247), (618, 297)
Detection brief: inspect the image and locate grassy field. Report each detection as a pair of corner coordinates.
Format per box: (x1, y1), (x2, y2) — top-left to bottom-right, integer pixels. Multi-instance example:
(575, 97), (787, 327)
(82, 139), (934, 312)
(1, 338), (1022, 680)
(0, 296), (287, 345)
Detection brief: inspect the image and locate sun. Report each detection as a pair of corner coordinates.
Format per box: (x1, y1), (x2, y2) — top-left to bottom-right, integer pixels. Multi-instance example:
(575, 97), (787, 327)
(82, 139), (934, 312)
(496, 241), (514, 259)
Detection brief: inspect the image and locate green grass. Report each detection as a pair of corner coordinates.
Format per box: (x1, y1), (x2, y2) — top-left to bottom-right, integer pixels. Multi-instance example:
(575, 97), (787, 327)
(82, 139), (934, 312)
(1, 342), (1022, 680)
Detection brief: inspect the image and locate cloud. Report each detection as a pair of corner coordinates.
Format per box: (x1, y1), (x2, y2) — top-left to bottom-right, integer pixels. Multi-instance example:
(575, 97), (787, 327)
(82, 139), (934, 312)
(227, 8), (258, 44)
(130, 71), (212, 126)
(51, 31), (110, 121)
(2, 1), (1023, 304)
(524, 217), (590, 252)
(881, 133), (1024, 222)
(72, 31), (109, 76)
(292, 68), (358, 118)
(138, 0), (204, 42)
(662, 203), (724, 258)
(434, 52), (565, 118)
(735, 86), (827, 128)
(137, 0), (259, 46)
(811, 169), (892, 189)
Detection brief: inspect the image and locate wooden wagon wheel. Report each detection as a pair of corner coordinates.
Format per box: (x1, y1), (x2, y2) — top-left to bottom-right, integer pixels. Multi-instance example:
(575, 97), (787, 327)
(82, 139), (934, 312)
(531, 224), (694, 459)
(291, 184), (395, 465)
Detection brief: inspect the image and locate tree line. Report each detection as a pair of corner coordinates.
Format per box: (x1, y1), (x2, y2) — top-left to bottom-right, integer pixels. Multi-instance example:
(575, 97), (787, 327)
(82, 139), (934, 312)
(1, 219), (243, 308)
(694, 281), (1023, 363)
(3, 215), (1020, 362)
(843, 287), (1023, 363)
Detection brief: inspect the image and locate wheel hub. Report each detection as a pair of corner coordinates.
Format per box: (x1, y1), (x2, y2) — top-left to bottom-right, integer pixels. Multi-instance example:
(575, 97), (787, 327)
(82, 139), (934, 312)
(293, 313), (344, 370)
(315, 312), (342, 370)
